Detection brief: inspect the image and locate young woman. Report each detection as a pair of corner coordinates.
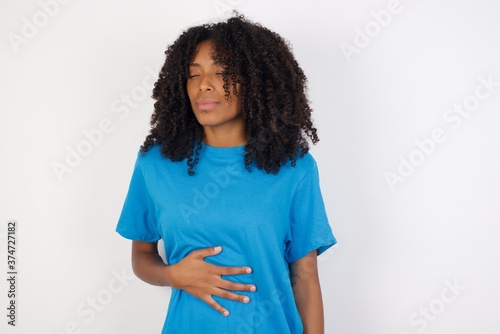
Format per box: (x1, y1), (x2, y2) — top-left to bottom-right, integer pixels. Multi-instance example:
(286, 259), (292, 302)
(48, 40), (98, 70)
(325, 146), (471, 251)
(116, 15), (336, 334)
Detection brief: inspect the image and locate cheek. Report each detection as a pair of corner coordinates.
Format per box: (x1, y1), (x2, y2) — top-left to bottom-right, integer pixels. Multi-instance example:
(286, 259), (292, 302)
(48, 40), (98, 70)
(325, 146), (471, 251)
(186, 84), (197, 103)
(186, 82), (193, 95)
(229, 96), (242, 115)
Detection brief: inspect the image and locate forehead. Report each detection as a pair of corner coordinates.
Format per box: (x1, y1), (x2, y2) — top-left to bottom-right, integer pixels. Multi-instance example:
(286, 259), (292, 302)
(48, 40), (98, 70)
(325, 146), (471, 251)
(191, 40), (216, 61)
(189, 40), (232, 70)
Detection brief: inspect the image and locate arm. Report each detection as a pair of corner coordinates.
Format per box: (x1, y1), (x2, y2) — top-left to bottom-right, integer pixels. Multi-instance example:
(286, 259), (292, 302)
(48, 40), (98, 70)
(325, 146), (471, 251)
(131, 240), (174, 286)
(131, 240), (256, 316)
(290, 250), (324, 334)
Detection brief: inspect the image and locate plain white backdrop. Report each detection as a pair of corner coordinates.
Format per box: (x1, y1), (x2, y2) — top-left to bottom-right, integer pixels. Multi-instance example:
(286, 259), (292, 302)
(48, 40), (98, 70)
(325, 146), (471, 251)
(1, 0), (499, 333)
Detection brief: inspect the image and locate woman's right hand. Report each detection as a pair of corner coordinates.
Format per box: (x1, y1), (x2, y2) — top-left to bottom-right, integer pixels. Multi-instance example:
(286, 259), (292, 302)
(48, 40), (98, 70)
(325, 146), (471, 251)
(167, 246), (256, 316)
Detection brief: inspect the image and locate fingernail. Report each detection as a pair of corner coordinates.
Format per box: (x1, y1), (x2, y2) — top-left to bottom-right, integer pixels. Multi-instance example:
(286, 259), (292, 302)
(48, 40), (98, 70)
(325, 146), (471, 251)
(249, 285), (256, 292)
(243, 296), (250, 303)
(245, 267), (252, 273)
(214, 246), (222, 252)
(223, 310), (229, 316)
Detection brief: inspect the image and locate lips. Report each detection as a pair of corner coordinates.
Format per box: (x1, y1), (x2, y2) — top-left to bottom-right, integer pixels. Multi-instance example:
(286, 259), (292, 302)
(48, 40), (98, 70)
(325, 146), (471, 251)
(196, 99), (219, 111)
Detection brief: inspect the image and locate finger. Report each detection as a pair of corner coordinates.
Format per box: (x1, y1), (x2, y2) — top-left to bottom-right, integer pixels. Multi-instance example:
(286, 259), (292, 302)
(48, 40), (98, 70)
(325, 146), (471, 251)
(191, 246), (222, 260)
(213, 288), (251, 304)
(219, 280), (257, 293)
(204, 296), (230, 316)
(218, 265), (253, 276)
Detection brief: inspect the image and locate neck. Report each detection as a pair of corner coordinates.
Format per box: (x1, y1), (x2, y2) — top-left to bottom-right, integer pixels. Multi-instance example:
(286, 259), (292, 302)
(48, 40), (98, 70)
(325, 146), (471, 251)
(202, 117), (247, 148)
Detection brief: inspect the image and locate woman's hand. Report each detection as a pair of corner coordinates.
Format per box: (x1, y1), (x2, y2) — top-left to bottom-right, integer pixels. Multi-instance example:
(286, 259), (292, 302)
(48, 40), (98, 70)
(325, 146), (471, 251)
(131, 241), (255, 317)
(168, 246), (256, 316)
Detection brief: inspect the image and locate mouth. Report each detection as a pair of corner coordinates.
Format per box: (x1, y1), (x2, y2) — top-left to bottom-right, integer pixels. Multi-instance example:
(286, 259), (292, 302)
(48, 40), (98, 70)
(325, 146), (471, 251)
(196, 100), (219, 111)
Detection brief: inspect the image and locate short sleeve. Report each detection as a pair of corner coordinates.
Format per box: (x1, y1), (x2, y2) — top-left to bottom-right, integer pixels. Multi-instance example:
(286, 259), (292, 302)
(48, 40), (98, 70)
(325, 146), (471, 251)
(284, 161), (337, 263)
(115, 153), (161, 242)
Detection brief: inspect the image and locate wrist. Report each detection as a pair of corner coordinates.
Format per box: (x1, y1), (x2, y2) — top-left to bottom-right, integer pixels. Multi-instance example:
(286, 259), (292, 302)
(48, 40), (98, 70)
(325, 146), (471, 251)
(162, 263), (177, 288)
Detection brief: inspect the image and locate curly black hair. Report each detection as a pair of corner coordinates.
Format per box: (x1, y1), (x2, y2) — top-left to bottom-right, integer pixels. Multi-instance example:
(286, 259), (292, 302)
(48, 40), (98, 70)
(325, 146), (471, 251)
(141, 14), (319, 175)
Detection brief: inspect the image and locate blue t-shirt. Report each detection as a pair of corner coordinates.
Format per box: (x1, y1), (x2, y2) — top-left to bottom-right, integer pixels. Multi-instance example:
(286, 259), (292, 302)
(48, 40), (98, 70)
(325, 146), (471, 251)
(116, 143), (336, 333)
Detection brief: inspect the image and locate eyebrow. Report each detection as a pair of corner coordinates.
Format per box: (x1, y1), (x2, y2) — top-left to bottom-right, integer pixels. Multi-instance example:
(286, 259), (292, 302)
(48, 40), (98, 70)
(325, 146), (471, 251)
(189, 62), (219, 67)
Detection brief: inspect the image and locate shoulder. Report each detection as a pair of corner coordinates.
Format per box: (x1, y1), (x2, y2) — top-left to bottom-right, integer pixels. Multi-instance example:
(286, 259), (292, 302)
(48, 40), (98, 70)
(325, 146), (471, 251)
(134, 144), (173, 176)
(135, 144), (189, 180)
(295, 151), (317, 169)
(276, 150), (318, 182)
(292, 150), (317, 173)
(136, 144), (164, 165)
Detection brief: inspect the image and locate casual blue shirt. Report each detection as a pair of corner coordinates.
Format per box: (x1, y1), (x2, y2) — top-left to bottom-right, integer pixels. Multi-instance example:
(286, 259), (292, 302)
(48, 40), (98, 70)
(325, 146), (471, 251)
(116, 143), (336, 333)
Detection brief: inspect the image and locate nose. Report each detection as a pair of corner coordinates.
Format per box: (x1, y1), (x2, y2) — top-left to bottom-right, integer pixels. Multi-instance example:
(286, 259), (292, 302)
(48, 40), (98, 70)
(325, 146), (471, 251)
(198, 75), (214, 92)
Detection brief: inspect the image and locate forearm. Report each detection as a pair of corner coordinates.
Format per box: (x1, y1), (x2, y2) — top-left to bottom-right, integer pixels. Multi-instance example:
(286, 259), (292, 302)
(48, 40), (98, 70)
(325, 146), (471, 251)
(293, 276), (324, 334)
(291, 251), (324, 334)
(131, 241), (173, 287)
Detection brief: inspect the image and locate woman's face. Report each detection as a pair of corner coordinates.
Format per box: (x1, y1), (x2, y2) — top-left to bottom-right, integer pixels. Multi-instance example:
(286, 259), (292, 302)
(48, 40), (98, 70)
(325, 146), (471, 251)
(186, 40), (243, 131)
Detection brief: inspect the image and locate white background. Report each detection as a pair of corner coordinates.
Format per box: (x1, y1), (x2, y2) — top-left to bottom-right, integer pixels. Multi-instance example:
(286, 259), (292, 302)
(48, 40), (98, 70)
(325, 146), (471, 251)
(1, 0), (499, 333)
